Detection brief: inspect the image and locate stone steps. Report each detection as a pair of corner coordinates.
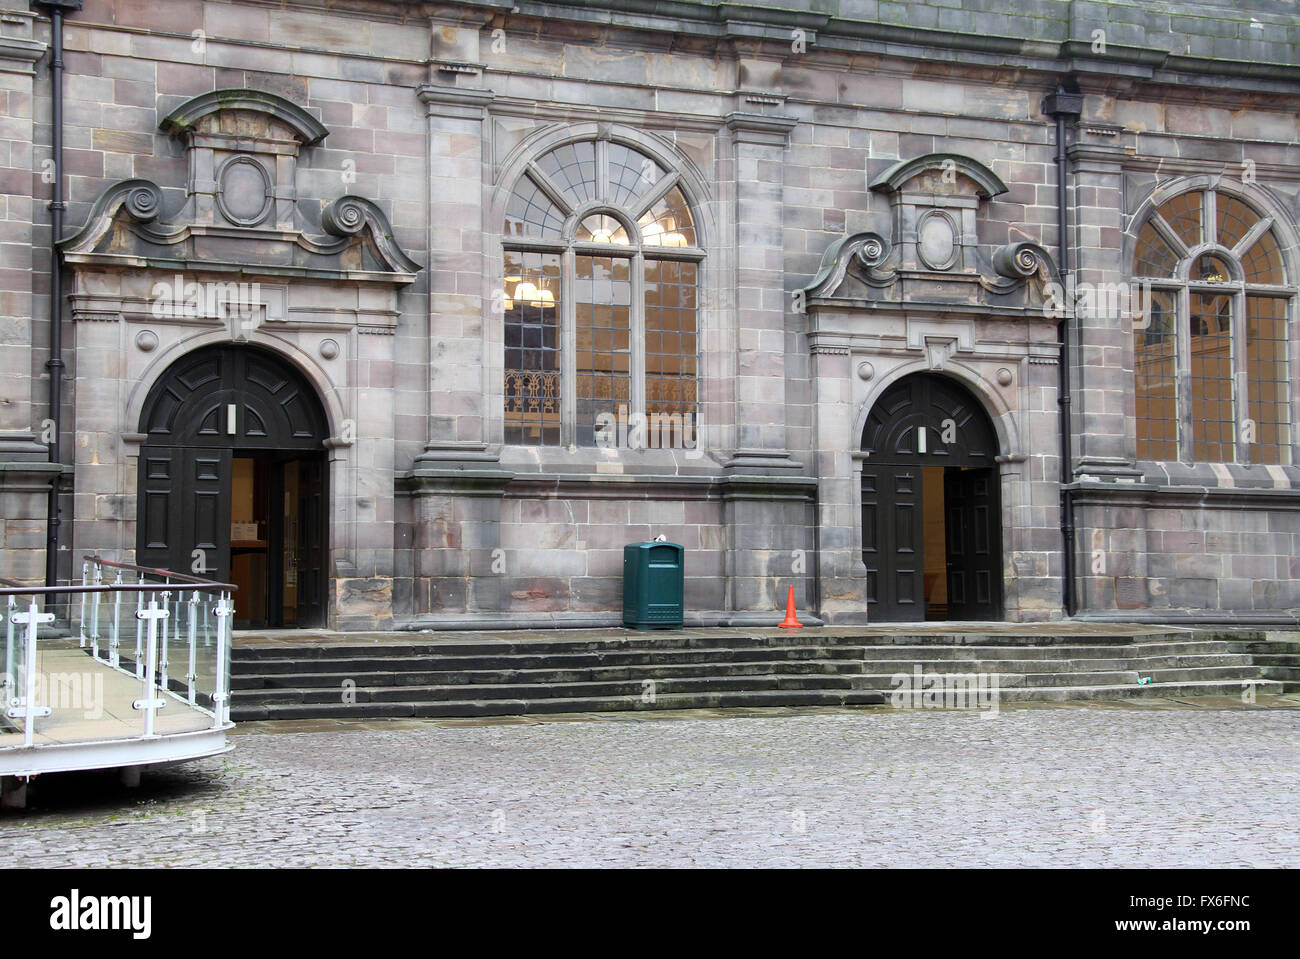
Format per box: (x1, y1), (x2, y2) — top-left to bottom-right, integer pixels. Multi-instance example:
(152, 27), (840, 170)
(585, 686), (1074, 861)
(231, 653), (1260, 692)
(234, 664), (1268, 708)
(228, 628), (1290, 721)
(233, 678), (1287, 722)
(236, 688), (893, 721)
(230, 630), (1217, 664)
(230, 639), (1245, 676)
(1218, 640), (1300, 691)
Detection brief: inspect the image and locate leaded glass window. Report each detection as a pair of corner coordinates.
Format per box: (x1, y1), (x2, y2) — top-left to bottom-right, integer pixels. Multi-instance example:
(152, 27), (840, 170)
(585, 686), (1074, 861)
(502, 137), (703, 448)
(1132, 189), (1292, 464)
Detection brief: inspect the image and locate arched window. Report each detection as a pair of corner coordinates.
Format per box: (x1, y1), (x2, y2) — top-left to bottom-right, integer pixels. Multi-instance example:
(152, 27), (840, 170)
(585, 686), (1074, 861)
(501, 137), (702, 447)
(1132, 188), (1292, 464)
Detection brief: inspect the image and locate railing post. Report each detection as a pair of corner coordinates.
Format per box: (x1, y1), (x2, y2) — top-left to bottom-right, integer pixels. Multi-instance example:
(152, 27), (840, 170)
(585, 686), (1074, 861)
(23, 601), (39, 746)
(79, 559), (88, 647)
(89, 562), (102, 660)
(3, 595), (14, 699)
(134, 598), (168, 739)
(134, 576), (145, 678)
(9, 599), (54, 748)
(186, 589), (199, 705)
(212, 592), (231, 728)
(110, 570), (123, 669)
(159, 588), (172, 693)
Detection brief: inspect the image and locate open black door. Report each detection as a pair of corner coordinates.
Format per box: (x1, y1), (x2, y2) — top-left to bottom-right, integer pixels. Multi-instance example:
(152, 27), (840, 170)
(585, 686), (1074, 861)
(296, 455), (326, 627)
(944, 467), (1002, 620)
(137, 345), (329, 625)
(861, 372), (1003, 622)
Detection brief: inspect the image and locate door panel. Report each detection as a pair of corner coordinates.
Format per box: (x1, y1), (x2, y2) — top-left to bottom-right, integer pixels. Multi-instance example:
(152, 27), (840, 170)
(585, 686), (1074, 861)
(861, 467), (924, 621)
(944, 467), (1001, 620)
(297, 455), (326, 627)
(861, 469), (880, 611)
(137, 447), (231, 583)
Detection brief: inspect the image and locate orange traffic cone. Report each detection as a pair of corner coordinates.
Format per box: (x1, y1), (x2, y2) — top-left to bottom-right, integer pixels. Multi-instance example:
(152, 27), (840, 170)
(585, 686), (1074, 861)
(778, 585), (802, 629)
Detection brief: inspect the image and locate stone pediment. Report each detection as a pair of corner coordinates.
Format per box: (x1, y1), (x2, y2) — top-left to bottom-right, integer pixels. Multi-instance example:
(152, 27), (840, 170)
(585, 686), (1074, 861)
(802, 151), (1058, 317)
(59, 89), (419, 284)
(60, 180), (420, 283)
(158, 88), (329, 147)
(800, 230), (1059, 318)
(869, 152), (1008, 201)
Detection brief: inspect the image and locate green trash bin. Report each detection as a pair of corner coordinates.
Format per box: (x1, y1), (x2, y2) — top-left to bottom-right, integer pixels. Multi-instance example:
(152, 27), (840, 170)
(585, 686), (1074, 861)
(622, 541), (684, 629)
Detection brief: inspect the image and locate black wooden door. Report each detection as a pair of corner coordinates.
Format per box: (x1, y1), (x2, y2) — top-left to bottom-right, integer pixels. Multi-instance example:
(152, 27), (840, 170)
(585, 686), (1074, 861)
(861, 466), (925, 621)
(944, 467), (1001, 620)
(861, 373), (1003, 622)
(137, 345), (328, 622)
(138, 446), (232, 581)
(296, 455), (326, 626)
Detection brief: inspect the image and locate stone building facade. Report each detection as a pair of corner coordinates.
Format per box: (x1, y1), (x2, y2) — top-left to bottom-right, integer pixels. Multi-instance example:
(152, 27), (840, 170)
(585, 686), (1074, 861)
(1, 0), (1297, 628)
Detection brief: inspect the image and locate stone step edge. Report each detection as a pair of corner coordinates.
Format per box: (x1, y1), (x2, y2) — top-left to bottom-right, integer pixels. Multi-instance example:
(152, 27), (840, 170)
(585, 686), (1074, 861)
(231, 669), (1276, 703)
(231, 639), (1244, 668)
(230, 652), (1261, 682)
(229, 679), (1289, 720)
(231, 631), (1215, 656)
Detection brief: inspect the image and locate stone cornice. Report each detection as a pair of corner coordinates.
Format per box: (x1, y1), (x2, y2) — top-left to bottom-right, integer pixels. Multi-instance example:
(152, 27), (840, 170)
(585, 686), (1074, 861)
(0, 35), (45, 71)
(486, 95), (725, 133)
(417, 82), (495, 119)
(398, 468), (822, 500)
(423, 1), (1300, 95)
(724, 111), (797, 146)
(1069, 483), (1300, 510)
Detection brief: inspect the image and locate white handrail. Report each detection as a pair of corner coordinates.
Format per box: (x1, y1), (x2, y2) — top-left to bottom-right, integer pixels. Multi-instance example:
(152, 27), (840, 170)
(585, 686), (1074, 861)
(1, 569), (236, 786)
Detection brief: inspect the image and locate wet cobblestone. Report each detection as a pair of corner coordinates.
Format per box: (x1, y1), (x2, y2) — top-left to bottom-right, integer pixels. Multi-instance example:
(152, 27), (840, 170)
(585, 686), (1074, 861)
(3, 704), (1297, 867)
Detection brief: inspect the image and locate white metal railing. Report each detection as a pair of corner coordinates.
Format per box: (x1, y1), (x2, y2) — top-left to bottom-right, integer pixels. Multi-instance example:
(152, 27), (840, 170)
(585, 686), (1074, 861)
(2, 557), (236, 759)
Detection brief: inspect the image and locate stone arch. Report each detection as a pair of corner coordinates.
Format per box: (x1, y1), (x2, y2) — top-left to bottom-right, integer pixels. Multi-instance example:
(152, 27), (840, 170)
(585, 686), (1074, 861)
(136, 342), (329, 447)
(132, 339), (334, 627)
(124, 329), (348, 448)
(856, 367), (1008, 621)
(159, 88), (328, 146)
(853, 359), (1021, 462)
(869, 152), (1009, 199)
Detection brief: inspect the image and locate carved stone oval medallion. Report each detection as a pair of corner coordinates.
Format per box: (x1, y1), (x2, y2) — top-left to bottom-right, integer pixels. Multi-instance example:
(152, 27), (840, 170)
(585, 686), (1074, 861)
(917, 210), (958, 271)
(216, 155), (273, 227)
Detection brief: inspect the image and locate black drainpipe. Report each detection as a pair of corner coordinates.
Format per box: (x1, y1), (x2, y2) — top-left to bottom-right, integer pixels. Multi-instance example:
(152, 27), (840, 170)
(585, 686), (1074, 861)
(1043, 86), (1082, 617)
(32, 0), (80, 589)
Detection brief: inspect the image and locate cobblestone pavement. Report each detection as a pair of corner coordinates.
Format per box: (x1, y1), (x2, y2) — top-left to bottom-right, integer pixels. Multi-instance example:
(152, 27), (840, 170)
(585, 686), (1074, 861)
(3, 701), (1298, 867)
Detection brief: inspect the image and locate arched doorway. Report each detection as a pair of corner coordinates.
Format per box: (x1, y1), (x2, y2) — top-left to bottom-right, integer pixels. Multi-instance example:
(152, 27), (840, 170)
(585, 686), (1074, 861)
(136, 344), (329, 628)
(861, 372), (1003, 622)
